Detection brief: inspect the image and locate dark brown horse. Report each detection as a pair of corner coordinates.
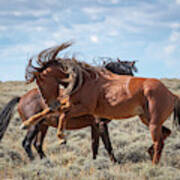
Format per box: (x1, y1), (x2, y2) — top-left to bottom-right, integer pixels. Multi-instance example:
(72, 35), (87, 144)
(0, 48), (137, 161)
(103, 58), (137, 76)
(0, 88), (116, 161)
(22, 42), (180, 165)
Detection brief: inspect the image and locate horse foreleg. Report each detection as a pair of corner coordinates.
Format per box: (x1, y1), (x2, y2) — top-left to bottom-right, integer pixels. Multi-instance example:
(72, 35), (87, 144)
(57, 104), (89, 144)
(20, 108), (51, 129)
(98, 119), (117, 163)
(57, 112), (67, 144)
(91, 124), (100, 159)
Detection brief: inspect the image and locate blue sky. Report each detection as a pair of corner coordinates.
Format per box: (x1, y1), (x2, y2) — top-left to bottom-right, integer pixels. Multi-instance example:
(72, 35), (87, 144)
(0, 0), (180, 81)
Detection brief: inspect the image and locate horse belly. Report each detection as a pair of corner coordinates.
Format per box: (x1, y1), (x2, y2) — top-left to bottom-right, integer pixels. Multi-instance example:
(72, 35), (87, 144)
(113, 105), (144, 119)
(66, 115), (94, 130)
(95, 100), (144, 120)
(43, 115), (94, 130)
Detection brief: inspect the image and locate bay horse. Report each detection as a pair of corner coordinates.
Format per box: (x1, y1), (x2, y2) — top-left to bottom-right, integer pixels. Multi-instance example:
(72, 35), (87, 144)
(0, 88), (116, 161)
(0, 46), (137, 161)
(21, 42), (180, 165)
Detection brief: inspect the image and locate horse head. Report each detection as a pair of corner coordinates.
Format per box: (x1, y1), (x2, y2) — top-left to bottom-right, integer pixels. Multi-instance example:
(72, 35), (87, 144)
(25, 42), (74, 110)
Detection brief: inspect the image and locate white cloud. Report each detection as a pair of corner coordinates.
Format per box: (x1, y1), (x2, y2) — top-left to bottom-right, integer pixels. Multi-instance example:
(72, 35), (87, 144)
(170, 22), (180, 29)
(176, 0), (180, 5)
(35, 26), (44, 32)
(169, 31), (180, 42)
(82, 7), (106, 14)
(13, 11), (22, 16)
(111, 0), (119, 4)
(97, 0), (119, 5)
(164, 45), (176, 55)
(0, 9), (51, 18)
(0, 25), (6, 31)
(16, 0), (27, 2)
(108, 30), (119, 36)
(90, 35), (99, 43)
(82, 7), (106, 20)
(44, 40), (58, 47)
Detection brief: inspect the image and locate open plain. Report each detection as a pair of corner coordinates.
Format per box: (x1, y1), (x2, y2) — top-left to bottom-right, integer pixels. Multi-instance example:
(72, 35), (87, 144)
(0, 79), (180, 180)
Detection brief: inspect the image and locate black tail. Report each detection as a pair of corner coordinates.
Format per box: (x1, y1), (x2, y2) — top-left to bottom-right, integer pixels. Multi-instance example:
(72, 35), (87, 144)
(173, 96), (180, 130)
(0, 97), (20, 141)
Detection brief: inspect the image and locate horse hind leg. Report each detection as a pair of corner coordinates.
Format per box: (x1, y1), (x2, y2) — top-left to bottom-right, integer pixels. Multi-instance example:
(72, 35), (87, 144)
(139, 114), (155, 160)
(148, 126), (171, 161)
(147, 105), (165, 164)
(139, 111), (171, 164)
(22, 136), (34, 160)
(148, 112), (172, 164)
(33, 123), (48, 159)
(143, 84), (174, 164)
(148, 123), (166, 164)
(140, 114), (171, 161)
(22, 125), (39, 160)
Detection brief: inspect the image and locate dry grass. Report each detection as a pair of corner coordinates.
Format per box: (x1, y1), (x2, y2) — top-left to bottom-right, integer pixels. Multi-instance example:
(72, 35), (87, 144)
(0, 79), (180, 180)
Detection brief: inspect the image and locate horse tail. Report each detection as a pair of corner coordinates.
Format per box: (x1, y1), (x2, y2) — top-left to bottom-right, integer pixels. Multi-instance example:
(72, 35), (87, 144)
(0, 97), (20, 141)
(173, 96), (180, 130)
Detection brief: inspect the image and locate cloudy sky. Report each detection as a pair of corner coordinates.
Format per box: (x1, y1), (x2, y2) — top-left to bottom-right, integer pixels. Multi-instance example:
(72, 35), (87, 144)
(1, 0), (180, 81)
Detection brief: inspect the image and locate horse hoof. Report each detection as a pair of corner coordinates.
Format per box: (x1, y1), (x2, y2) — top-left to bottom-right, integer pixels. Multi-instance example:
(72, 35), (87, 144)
(29, 155), (35, 161)
(59, 139), (67, 145)
(110, 156), (118, 164)
(19, 123), (28, 130)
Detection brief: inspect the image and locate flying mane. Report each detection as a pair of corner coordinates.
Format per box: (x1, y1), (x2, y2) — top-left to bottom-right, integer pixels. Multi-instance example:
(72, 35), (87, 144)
(25, 42), (103, 96)
(25, 41), (138, 96)
(25, 41), (73, 83)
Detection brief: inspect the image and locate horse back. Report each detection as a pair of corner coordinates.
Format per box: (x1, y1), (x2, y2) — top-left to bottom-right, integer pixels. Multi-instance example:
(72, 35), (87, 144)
(94, 76), (175, 120)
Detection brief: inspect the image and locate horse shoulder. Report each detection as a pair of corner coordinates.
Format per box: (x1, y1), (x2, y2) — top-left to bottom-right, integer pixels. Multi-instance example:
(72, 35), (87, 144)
(104, 77), (133, 106)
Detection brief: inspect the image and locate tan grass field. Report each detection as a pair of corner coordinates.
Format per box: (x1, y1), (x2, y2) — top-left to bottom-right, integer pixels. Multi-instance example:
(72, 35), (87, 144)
(0, 79), (180, 180)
